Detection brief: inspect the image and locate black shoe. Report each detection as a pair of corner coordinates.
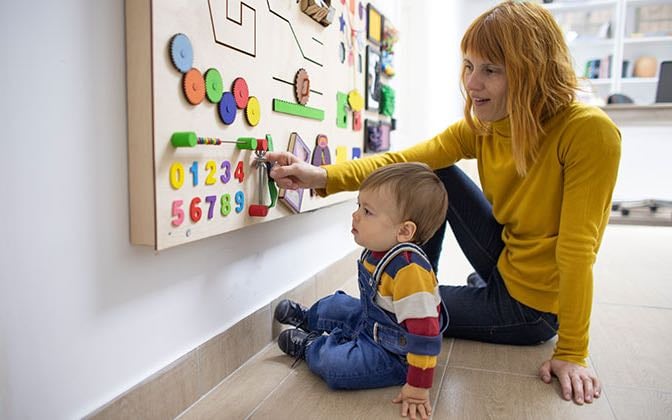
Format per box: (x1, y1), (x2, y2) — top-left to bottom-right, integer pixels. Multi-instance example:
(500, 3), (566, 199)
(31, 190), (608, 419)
(278, 328), (318, 360)
(467, 272), (487, 288)
(274, 299), (308, 330)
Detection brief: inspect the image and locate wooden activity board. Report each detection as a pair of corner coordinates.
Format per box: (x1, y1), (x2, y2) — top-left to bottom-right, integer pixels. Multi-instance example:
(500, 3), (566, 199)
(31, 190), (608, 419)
(125, 0), (377, 250)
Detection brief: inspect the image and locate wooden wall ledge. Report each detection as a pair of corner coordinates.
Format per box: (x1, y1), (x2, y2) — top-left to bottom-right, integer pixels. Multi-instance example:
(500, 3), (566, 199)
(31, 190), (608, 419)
(600, 104), (672, 126)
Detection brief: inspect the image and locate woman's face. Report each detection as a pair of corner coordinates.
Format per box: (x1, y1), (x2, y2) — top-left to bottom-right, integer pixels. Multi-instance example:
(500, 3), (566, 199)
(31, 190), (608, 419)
(463, 52), (508, 122)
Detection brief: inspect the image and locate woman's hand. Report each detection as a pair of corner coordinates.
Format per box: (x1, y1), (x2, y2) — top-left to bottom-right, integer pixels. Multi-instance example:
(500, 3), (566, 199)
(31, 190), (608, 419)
(539, 359), (601, 404)
(264, 151), (327, 190)
(392, 383), (432, 420)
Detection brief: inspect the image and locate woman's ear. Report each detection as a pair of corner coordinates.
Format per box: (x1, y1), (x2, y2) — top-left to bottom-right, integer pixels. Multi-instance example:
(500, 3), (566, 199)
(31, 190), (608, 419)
(396, 221), (417, 243)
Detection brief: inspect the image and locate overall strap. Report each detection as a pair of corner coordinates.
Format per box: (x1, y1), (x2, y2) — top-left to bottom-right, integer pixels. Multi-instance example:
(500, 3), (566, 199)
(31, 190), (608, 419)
(371, 242), (430, 288)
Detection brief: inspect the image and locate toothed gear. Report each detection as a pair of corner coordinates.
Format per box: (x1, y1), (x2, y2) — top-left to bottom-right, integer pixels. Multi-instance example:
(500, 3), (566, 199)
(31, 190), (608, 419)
(183, 68), (205, 105)
(232, 77), (249, 109)
(170, 33), (193, 73)
(294, 68), (310, 105)
(245, 96), (261, 126)
(218, 91), (237, 125)
(204, 68), (223, 103)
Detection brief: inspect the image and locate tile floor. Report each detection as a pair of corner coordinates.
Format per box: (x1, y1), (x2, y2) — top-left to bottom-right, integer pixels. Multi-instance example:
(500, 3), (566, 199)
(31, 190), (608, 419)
(178, 224), (672, 419)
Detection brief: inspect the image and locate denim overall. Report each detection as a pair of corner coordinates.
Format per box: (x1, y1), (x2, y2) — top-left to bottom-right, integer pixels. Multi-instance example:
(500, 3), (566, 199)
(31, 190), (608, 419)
(304, 242), (449, 390)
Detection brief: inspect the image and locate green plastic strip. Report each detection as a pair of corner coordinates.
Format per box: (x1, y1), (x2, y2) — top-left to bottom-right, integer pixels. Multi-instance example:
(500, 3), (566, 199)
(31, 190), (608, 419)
(272, 99), (325, 121)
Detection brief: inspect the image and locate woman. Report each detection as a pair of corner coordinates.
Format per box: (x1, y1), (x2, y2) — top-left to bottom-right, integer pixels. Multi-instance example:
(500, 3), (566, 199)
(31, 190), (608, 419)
(266, 0), (620, 407)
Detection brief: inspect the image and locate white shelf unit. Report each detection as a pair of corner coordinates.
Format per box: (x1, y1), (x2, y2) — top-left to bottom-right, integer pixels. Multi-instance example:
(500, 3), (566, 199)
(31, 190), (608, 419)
(545, 0), (672, 105)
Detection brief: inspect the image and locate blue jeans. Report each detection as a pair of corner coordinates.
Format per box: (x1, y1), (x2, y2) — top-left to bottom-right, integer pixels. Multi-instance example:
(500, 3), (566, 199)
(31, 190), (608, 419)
(304, 292), (408, 390)
(422, 165), (558, 345)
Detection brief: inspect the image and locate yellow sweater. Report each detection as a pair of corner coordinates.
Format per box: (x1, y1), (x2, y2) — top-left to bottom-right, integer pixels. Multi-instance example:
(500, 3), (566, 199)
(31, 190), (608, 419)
(323, 102), (621, 365)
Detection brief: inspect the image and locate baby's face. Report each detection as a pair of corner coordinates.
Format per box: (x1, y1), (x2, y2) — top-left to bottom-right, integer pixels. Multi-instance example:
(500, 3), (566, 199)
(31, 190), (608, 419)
(351, 187), (402, 252)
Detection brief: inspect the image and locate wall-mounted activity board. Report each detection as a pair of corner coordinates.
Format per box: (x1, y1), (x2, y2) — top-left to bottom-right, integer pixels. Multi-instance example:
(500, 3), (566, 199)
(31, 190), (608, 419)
(126, 0), (373, 250)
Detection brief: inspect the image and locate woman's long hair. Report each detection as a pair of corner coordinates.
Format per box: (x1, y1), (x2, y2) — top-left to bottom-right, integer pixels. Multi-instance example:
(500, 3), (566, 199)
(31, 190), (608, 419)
(461, 1), (577, 176)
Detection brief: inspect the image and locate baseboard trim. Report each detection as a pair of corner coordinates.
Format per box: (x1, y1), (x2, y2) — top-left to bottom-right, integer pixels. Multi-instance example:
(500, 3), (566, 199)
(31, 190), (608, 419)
(85, 249), (360, 420)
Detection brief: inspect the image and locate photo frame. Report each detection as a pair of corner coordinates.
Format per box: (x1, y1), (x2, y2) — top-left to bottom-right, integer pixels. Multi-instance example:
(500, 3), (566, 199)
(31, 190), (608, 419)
(365, 45), (381, 111)
(279, 132), (311, 213)
(364, 119), (391, 153)
(366, 3), (383, 45)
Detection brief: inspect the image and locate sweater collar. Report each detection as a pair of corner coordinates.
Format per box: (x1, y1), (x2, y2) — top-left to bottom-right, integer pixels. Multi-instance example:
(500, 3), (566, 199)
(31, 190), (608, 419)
(491, 116), (511, 138)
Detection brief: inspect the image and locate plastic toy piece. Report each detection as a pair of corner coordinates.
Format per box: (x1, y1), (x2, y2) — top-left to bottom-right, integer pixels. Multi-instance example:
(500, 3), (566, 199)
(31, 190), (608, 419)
(232, 77), (249, 108)
(353, 111), (362, 131)
(218, 92), (237, 125)
(248, 136), (277, 218)
(248, 204), (269, 217)
(204, 68), (224, 103)
(245, 96), (261, 126)
(380, 84), (396, 117)
(352, 147), (362, 159)
(335, 145), (347, 163)
(170, 132), (257, 150)
(298, 0), (335, 27)
(294, 68), (310, 105)
(336, 92), (348, 128)
(311, 134), (332, 166)
(272, 99), (324, 120)
(348, 90), (364, 111)
(183, 69), (205, 105)
(170, 33), (193, 73)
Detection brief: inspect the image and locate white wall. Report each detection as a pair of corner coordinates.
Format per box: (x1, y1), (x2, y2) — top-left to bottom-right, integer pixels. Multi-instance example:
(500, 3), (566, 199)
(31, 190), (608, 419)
(0, 1), (368, 418)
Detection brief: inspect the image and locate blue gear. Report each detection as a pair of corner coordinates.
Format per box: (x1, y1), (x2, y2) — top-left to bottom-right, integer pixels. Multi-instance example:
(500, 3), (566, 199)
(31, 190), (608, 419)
(170, 33), (193, 73)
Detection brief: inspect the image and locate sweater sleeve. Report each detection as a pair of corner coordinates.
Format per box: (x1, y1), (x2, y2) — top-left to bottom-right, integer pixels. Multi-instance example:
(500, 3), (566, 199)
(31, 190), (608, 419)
(320, 120), (476, 196)
(554, 111), (621, 365)
(387, 257), (442, 389)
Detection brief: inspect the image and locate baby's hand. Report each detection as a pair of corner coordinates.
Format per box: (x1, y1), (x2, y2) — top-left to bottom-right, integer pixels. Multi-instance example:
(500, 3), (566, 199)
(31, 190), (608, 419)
(392, 383), (432, 420)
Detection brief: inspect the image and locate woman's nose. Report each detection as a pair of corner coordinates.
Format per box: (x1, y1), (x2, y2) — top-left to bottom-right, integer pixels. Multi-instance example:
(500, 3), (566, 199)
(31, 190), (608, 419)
(465, 72), (481, 91)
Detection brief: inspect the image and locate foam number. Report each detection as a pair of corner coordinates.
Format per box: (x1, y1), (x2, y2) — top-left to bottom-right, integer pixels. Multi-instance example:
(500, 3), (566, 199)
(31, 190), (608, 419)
(234, 191), (245, 213)
(189, 197), (202, 222)
(171, 200), (184, 227)
(220, 161), (231, 184)
(189, 161), (199, 186)
(204, 195), (217, 219)
(169, 162), (185, 189)
(221, 193), (232, 216)
(205, 161), (217, 185)
(234, 161), (245, 182)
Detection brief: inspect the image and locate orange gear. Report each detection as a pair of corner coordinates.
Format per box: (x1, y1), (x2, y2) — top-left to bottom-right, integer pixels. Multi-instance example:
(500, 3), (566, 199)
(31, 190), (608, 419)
(183, 68), (205, 105)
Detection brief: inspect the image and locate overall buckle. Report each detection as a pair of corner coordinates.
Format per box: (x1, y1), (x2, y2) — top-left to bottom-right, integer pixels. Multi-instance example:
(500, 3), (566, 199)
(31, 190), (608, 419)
(372, 322), (379, 342)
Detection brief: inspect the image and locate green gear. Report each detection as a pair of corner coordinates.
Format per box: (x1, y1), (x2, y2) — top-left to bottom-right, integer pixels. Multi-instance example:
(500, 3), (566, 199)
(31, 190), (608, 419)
(205, 68), (223, 103)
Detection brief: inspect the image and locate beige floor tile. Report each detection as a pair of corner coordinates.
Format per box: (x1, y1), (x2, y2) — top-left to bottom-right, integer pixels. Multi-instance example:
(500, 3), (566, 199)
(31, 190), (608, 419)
(589, 303), (672, 391)
(605, 386), (672, 420)
(250, 359), (445, 420)
(448, 338), (558, 377)
(434, 367), (614, 420)
(593, 226), (672, 308)
(179, 346), (293, 420)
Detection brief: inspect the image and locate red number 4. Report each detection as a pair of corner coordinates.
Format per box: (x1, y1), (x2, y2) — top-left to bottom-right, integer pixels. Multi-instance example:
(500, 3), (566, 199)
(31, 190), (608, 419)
(234, 161), (244, 183)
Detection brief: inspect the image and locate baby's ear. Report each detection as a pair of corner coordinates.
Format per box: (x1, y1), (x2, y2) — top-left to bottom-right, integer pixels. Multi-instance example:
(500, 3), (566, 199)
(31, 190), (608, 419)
(396, 221), (417, 243)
